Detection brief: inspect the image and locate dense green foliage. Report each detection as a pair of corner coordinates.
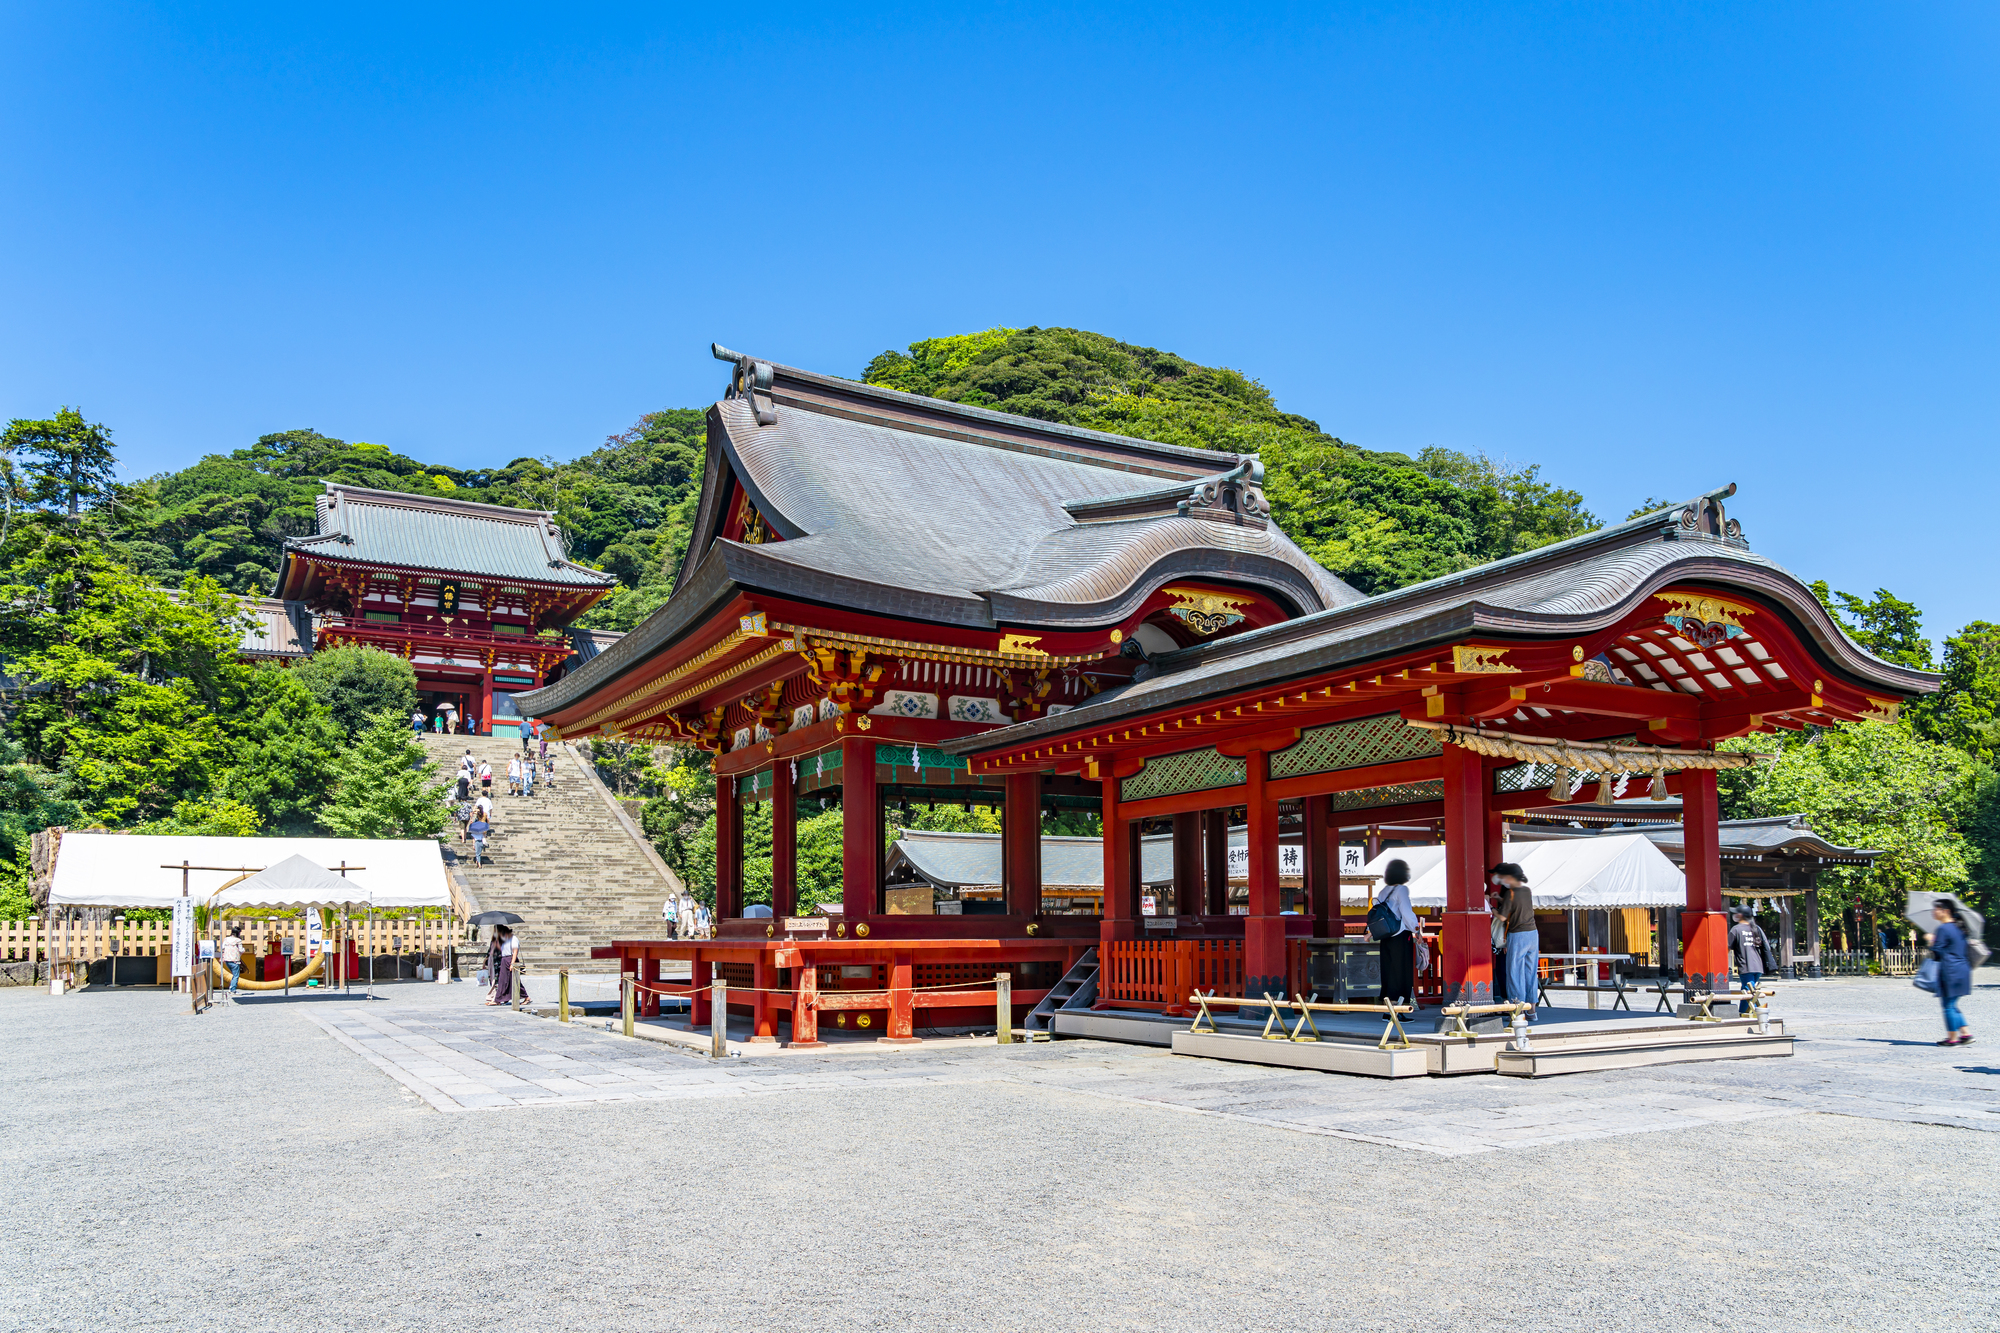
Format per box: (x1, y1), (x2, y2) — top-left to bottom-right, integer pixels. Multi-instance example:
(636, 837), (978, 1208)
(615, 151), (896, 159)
(864, 327), (1601, 594)
(294, 645), (420, 739)
(317, 714), (453, 839)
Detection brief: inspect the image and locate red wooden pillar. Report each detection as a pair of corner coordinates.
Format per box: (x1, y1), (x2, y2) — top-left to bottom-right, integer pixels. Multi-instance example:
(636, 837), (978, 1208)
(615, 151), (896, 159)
(750, 953), (777, 1042)
(1439, 742), (1496, 1004)
(1681, 769), (1729, 990)
(1204, 810), (1228, 915)
(1364, 824), (1382, 861)
(790, 960), (823, 1048)
(688, 950), (710, 1026)
(841, 735), (880, 923)
(1003, 773), (1042, 917)
(479, 671), (494, 737)
(715, 774), (743, 921)
(1100, 773), (1137, 943)
(640, 955), (660, 1017)
(881, 951), (919, 1044)
(1170, 812), (1202, 918)
(1304, 796), (1333, 938)
(771, 759), (797, 920)
(1244, 750), (1285, 999)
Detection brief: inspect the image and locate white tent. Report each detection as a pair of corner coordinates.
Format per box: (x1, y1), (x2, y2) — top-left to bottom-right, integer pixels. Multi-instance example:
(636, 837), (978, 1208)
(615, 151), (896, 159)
(207, 853), (436, 912)
(1351, 835), (1685, 909)
(46, 834), (451, 911)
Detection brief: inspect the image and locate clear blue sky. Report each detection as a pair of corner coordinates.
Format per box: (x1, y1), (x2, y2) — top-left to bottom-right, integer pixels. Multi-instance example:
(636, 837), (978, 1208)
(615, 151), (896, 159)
(4, 3), (1995, 644)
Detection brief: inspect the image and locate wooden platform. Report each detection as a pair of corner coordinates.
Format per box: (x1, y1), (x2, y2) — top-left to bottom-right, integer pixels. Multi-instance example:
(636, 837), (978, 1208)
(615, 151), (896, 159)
(1419, 1015), (1786, 1075)
(1170, 1028), (1431, 1078)
(1494, 1028), (1794, 1077)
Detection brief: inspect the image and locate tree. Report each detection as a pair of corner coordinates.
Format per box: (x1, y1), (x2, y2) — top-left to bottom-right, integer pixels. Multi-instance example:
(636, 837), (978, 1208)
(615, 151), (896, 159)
(293, 645), (420, 738)
(209, 665), (344, 832)
(318, 714), (451, 838)
(1809, 582), (1933, 670)
(1729, 720), (1973, 933)
(2, 407), (118, 523)
(1927, 621), (2000, 762)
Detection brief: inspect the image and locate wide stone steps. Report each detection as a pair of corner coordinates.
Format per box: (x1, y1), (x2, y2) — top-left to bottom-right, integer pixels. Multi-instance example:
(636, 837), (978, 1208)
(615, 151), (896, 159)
(425, 734), (680, 972)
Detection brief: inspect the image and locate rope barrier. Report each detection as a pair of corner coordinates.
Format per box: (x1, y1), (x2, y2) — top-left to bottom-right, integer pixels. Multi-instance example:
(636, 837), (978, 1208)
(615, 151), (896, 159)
(1406, 719), (1766, 774)
(620, 975), (1007, 997)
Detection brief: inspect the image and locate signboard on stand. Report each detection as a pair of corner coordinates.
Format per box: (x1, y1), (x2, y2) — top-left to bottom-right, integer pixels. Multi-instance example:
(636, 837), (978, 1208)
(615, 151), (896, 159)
(1340, 845), (1366, 874)
(170, 898), (194, 979)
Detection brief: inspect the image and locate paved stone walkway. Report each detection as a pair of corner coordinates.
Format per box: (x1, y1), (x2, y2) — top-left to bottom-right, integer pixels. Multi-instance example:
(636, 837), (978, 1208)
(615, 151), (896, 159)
(304, 973), (2000, 1154)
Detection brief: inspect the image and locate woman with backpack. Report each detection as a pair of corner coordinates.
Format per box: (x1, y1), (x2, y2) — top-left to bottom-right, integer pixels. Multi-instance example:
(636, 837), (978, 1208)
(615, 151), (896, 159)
(1927, 899), (1974, 1046)
(1371, 859), (1423, 1008)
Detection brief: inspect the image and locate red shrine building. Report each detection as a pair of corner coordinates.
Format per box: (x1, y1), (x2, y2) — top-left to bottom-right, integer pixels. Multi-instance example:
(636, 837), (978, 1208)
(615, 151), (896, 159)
(277, 484), (617, 736)
(521, 345), (1934, 1045)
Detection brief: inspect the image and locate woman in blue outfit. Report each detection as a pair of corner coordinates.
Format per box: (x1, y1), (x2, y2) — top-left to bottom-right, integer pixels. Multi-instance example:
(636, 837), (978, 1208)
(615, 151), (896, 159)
(1928, 899), (1974, 1047)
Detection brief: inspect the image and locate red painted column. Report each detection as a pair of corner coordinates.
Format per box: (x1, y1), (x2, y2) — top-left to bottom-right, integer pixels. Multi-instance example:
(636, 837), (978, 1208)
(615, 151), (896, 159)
(750, 953), (777, 1042)
(1304, 796), (1333, 938)
(1681, 768), (1729, 990)
(479, 671), (493, 737)
(714, 773), (742, 921)
(841, 736), (880, 924)
(1003, 773), (1042, 918)
(881, 951), (919, 1044)
(771, 759), (797, 920)
(688, 950), (710, 1026)
(1100, 773), (1136, 943)
(1204, 811), (1228, 916)
(1170, 813), (1202, 918)
(1244, 750), (1285, 999)
(790, 960), (823, 1048)
(1439, 742), (1495, 1004)
(640, 955), (660, 1018)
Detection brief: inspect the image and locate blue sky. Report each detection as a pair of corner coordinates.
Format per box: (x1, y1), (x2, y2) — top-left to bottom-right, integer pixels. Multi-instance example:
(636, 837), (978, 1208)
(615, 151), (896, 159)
(3, 3), (1995, 643)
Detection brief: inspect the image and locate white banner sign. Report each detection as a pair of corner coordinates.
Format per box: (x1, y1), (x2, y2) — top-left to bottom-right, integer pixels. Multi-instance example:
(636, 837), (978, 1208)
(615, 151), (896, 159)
(170, 897), (194, 978)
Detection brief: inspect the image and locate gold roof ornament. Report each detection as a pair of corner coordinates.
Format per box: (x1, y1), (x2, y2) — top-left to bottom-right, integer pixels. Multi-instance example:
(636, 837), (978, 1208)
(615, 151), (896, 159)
(1451, 645), (1519, 675)
(1161, 587), (1254, 636)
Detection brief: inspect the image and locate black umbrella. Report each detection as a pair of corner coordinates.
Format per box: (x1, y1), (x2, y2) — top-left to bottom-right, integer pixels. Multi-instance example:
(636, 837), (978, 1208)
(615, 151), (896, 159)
(468, 911), (525, 926)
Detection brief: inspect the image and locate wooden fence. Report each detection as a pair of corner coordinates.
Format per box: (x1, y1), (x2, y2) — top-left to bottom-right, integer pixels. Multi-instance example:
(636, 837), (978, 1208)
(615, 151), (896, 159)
(1099, 939), (1244, 1011)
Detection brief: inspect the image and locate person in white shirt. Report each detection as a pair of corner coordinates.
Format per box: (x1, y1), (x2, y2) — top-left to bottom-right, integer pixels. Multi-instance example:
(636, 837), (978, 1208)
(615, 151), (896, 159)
(219, 927), (246, 992)
(507, 755), (522, 796)
(486, 926), (518, 1005)
(1373, 859), (1425, 1007)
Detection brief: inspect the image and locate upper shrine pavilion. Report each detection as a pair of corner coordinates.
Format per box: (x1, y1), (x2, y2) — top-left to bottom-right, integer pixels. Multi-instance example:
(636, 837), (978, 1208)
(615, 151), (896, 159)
(277, 484), (616, 736)
(521, 344), (1935, 1046)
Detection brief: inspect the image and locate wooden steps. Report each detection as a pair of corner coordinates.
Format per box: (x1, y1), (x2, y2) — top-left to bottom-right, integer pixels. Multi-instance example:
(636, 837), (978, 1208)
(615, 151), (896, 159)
(1494, 1028), (1794, 1077)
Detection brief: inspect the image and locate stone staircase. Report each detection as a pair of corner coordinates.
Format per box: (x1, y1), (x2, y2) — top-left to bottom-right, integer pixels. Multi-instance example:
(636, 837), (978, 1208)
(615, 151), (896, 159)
(425, 734), (682, 974)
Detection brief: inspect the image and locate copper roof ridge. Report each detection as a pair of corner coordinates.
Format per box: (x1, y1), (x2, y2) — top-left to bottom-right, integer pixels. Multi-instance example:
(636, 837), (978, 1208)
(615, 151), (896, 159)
(712, 344), (1239, 473)
(315, 481), (558, 525)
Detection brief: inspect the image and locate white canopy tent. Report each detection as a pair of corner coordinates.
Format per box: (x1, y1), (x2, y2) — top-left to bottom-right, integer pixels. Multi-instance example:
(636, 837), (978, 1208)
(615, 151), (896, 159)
(47, 834), (451, 910)
(1351, 835), (1686, 909)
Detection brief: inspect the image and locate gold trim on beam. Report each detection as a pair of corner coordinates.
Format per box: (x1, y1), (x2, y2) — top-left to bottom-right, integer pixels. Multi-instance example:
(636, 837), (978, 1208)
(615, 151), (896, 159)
(775, 623), (1100, 669)
(620, 640), (799, 730)
(576, 627), (753, 730)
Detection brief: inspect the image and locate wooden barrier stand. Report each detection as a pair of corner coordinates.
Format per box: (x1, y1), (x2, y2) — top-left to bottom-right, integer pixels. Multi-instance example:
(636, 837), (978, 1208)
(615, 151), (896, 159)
(1188, 992), (1417, 1050)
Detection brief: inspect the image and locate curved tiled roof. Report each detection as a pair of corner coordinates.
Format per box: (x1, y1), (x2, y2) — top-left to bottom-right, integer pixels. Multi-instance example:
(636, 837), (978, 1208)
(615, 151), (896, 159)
(945, 489), (1940, 750)
(285, 484), (615, 588)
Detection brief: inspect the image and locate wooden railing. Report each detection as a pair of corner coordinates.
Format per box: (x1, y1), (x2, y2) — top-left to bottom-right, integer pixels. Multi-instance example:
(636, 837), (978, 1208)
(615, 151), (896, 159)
(1100, 939), (1244, 1013)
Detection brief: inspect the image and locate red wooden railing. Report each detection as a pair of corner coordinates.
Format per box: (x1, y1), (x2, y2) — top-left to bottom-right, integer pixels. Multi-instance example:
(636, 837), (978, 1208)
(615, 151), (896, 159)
(1099, 939), (1244, 1013)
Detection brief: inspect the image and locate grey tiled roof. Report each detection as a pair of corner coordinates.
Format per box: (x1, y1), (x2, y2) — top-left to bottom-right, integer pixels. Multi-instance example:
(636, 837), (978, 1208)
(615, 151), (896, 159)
(286, 485), (615, 588)
(237, 597), (312, 658)
(944, 491), (1940, 752)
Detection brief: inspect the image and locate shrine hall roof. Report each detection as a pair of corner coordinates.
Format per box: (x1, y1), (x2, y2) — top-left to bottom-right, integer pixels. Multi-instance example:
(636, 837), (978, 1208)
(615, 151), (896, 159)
(944, 486), (1941, 751)
(283, 485), (615, 588)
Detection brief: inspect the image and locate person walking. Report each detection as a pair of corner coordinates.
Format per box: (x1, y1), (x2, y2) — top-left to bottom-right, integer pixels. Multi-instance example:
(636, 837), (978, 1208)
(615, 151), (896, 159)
(695, 901), (712, 938)
(663, 895), (679, 940)
(1493, 862), (1538, 1009)
(468, 812), (491, 866)
(1928, 899), (1974, 1046)
(411, 707), (425, 736)
(432, 712), (445, 734)
(1729, 907), (1777, 1014)
(1372, 859), (1422, 1007)
(220, 926), (246, 994)
(520, 758), (534, 798)
(485, 925), (516, 1005)
(507, 755), (522, 796)
(478, 759), (493, 796)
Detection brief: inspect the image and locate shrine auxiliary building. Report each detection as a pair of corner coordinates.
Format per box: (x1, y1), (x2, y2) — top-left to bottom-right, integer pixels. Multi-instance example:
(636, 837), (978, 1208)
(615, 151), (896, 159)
(521, 344), (1934, 1043)
(277, 485), (616, 736)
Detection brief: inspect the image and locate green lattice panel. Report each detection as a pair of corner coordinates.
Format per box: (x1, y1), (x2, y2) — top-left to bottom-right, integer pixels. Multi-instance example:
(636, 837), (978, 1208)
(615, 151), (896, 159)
(1327, 780), (1444, 812)
(1121, 747), (1246, 802)
(1492, 762), (1557, 794)
(1269, 712), (1441, 780)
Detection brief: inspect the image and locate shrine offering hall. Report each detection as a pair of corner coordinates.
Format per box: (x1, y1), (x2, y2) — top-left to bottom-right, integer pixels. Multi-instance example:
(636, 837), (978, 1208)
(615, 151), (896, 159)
(519, 345), (1933, 1052)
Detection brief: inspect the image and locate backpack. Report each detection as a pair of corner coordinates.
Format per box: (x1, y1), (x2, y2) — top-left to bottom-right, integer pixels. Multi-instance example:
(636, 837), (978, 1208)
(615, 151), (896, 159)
(1367, 893), (1402, 942)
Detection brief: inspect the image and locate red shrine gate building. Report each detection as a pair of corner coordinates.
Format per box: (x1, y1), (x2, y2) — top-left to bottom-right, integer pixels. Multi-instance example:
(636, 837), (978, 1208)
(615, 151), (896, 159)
(277, 484), (616, 736)
(521, 345), (1933, 1042)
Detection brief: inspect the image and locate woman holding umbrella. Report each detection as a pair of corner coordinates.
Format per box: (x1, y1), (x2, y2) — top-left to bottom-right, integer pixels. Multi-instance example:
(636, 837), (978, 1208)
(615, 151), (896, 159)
(1927, 900), (1975, 1046)
(469, 911), (525, 1006)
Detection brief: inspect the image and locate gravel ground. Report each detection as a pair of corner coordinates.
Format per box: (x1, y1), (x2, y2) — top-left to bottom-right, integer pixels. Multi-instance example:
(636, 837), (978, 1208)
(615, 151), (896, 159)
(3, 979), (1997, 1332)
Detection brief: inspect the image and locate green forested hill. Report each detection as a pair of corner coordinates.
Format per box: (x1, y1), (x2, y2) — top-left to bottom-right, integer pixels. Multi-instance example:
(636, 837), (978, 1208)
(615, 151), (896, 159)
(114, 326), (1601, 629)
(864, 327), (1600, 594)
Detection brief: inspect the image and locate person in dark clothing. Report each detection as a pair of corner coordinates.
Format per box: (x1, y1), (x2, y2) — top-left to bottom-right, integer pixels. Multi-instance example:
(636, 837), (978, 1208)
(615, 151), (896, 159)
(1728, 907), (1777, 1014)
(1374, 859), (1422, 1006)
(1928, 899), (1974, 1046)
